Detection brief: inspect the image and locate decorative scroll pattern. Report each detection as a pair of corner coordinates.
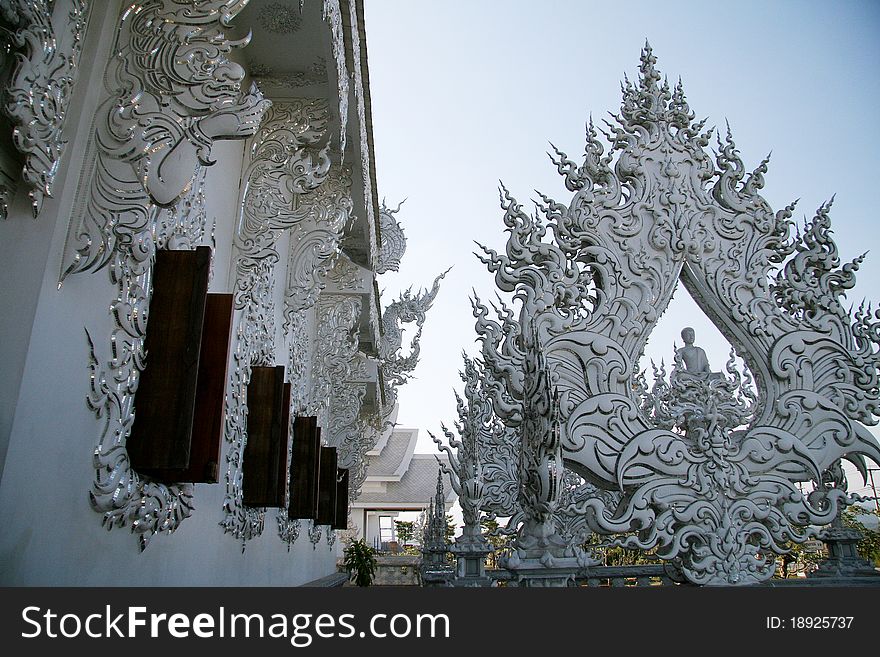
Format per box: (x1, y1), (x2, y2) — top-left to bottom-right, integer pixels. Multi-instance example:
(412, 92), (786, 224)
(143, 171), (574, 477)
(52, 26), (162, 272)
(225, 99), (334, 546)
(1, 0), (89, 220)
(61, 0), (269, 282)
(312, 289), (379, 503)
(71, 1), (268, 549)
(505, 333), (572, 566)
(221, 258), (275, 547)
(473, 44), (880, 584)
(86, 170), (208, 550)
(232, 100), (331, 305)
(277, 516), (301, 552)
(250, 58), (327, 91)
(308, 519), (322, 549)
(312, 294), (361, 423)
(479, 420), (520, 519)
(578, 347), (837, 584)
(376, 201), (407, 273)
(285, 310), (314, 415)
(282, 168), (353, 318)
(327, 381), (367, 485)
(554, 470), (617, 547)
(324, 253), (362, 289)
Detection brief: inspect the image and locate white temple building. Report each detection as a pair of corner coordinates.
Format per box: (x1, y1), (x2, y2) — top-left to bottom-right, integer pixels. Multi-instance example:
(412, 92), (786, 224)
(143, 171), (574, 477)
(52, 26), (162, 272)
(351, 413), (456, 549)
(0, 0), (443, 586)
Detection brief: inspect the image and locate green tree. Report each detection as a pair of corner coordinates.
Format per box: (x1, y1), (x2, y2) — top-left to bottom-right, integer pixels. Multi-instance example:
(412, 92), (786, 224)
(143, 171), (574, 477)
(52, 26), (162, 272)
(480, 517), (513, 569)
(444, 514), (457, 543)
(394, 520), (415, 549)
(843, 506), (880, 566)
(776, 540), (824, 578)
(343, 539), (377, 587)
(581, 533), (661, 566)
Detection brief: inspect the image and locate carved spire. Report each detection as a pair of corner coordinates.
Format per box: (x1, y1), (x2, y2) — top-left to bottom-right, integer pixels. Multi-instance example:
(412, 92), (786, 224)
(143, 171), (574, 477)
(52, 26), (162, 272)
(774, 198), (862, 330)
(470, 45), (880, 585)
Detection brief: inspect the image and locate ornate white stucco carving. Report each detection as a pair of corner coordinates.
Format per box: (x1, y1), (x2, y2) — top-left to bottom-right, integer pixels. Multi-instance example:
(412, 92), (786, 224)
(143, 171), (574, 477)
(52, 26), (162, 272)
(86, 170), (212, 550)
(221, 257), (275, 547)
(1, 0), (89, 220)
(278, 516), (301, 550)
(61, 0), (270, 282)
(434, 355), (520, 523)
(285, 309), (314, 415)
(379, 268), (448, 424)
(431, 355), (487, 540)
(301, 288), (370, 515)
(321, 0), (347, 155)
(224, 99), (335, 546)
(473, 45), (880, 585)
(308, 518), (322, 548)
(257, 1), (301, 34)
(479, 419), (520, 521)
(282, 167), (353, 317)
(312, 293), (361, 421)
(376, 201), (407, 274)
(69, 1), (268, 549)
(250, 60), (327, 92)
(327, 380), (368, 490)
(232, 100), (331, 288)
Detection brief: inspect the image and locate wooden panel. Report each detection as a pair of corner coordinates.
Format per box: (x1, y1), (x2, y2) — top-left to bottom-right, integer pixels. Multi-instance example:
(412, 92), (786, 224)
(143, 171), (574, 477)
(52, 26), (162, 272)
(332, 468), (349, 530)
(278, 382), (291, 503)
(242, 366), (290, 508)
(136, 293), (233, 483)
(315, 446), (338, 525)
(288, 416), (320, 519)
(128, 247), (210, 473)
(185, 293), (233, 483)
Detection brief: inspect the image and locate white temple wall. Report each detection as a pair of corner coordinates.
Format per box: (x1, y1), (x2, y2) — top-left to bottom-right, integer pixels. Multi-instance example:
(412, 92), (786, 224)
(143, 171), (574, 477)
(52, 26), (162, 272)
(0, 0), (118, 485)
(0, 1), (343, 586)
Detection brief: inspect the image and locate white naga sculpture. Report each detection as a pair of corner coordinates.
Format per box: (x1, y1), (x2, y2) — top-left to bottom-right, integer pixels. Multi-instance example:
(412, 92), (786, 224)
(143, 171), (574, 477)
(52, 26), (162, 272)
(473, 44), (880, 585)
(379, 267), (449, 425)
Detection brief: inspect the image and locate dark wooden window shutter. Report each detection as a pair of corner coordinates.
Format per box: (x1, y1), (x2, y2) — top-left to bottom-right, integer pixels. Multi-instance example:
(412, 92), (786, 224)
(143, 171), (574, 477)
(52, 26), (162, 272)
(315, 446), (338, 525)
(288, 416), (321, 519)
(332, 468), (349, 530)
(128, 247), (233, 484)
(186, 293), (234, 482)
(242, 366), (291, 508)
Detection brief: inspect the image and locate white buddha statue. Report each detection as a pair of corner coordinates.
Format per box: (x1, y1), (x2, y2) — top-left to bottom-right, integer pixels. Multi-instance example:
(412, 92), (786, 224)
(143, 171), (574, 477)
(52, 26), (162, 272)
(677, 327), (711, 375)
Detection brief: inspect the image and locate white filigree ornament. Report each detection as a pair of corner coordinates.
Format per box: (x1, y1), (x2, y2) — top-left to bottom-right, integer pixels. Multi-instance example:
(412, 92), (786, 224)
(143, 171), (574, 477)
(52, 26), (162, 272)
(1, 0), (89, 220)
(308, 519), (322, 549)
(258, 1), (302, 34)
(473, 44), (880, 585)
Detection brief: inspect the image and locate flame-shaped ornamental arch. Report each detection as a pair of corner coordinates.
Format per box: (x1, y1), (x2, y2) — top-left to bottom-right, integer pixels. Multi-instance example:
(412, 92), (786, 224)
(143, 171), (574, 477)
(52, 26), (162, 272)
(473, 43), (880, 585)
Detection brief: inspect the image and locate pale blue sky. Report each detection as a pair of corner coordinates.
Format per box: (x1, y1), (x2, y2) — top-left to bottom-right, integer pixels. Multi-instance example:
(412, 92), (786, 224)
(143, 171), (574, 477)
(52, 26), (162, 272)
(363, 0), (880, 496)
